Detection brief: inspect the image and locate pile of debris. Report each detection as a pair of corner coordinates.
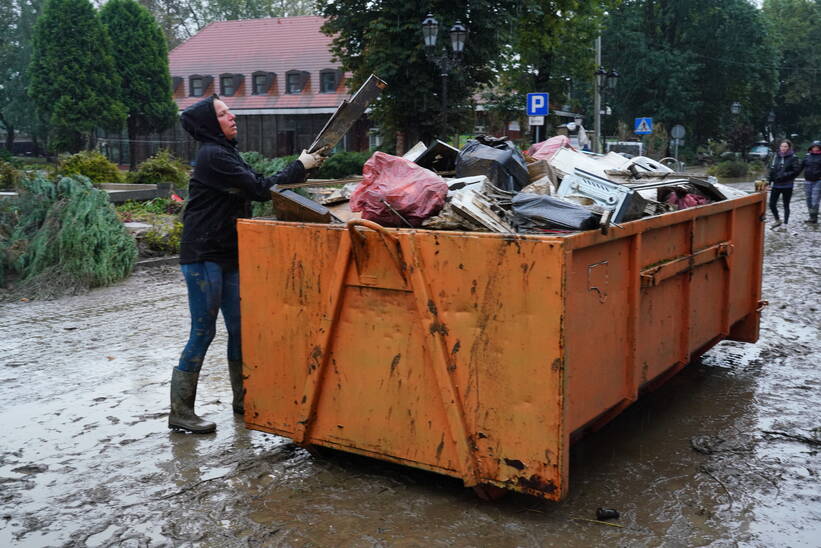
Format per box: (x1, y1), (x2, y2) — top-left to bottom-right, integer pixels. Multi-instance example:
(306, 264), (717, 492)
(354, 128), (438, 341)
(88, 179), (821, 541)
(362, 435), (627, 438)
(270, 134), (747, 235)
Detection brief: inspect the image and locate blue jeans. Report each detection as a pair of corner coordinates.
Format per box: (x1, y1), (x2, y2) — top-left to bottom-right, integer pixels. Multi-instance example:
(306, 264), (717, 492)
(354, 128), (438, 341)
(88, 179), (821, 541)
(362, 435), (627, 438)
(178, 262), (241, 373)
(805, 180), (821, 214)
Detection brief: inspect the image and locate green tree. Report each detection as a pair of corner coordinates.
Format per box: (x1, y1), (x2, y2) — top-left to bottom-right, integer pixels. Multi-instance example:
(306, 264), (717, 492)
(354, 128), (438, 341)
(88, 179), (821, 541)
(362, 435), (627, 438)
(762, 0), (821, 143)
(100, 0), (178, 169)
(319, 0), (520, 149)
(484, 1), (614, 140)
(0, 0), (43, 152)
(603, 0), (777, 147)
(28, 0), (127, 153)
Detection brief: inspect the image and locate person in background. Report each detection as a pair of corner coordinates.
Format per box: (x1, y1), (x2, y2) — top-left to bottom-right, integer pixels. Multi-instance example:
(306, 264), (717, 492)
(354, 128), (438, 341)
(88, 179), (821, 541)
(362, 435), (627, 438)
(800, 140), (821, 224)
(768, 139), (801, 229)
(169, 94), (325, 434)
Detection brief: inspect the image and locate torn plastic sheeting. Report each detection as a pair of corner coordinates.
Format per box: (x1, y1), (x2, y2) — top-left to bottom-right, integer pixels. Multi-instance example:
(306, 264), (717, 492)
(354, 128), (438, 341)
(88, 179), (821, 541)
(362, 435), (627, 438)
(512, 193), (601, 231)
(455, 136), (529, 192)
(349, 152), (447, 227)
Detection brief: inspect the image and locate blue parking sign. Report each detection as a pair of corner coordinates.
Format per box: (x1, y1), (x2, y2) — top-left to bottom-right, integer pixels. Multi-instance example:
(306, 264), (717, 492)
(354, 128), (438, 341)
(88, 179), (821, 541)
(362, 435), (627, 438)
(634, 117), (653, 135)
(526, 93), (550, 116)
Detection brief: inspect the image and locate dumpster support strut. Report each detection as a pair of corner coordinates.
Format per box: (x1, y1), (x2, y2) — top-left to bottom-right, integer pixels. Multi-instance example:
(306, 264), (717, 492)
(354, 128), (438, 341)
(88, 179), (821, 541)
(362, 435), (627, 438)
(294, 221), (483, 488)
(401, 234), (482, 487)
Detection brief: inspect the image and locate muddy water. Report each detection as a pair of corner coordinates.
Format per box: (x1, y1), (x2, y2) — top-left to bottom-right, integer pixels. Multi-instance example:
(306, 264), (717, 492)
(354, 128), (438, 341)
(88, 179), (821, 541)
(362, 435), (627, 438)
(1, 184), (819, 547)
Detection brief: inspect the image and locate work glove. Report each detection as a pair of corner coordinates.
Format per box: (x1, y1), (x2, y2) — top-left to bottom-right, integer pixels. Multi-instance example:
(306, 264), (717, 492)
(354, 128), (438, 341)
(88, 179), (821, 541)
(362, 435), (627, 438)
(299, 149), (326, 170)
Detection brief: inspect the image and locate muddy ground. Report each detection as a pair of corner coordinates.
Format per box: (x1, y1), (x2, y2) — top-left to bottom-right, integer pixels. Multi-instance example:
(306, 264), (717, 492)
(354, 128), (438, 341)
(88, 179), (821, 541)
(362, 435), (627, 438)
(1, 183), (819, 547)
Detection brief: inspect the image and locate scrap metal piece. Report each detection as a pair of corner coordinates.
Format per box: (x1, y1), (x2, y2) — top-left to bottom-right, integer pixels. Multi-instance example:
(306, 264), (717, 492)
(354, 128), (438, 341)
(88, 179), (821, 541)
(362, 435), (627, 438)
(270, 187), (342, 223)
(414, 140), (460, 172)
(402, 141), (428, 162)
(557, 169), (647, 223)
(308, 74), (388, 154)
(448, 180), (515, 233)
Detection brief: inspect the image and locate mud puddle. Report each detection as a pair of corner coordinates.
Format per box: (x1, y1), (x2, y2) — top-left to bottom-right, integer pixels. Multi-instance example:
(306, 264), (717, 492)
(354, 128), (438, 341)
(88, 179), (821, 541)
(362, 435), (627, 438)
(1, 186), (819, 547)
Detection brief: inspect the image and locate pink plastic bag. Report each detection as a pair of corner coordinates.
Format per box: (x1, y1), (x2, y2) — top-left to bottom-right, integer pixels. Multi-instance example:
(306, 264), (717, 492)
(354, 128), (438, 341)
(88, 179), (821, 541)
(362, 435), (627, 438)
(527, 136), (574, 160)
(350, 152), (448, 227)
(665, 191), (710, 210)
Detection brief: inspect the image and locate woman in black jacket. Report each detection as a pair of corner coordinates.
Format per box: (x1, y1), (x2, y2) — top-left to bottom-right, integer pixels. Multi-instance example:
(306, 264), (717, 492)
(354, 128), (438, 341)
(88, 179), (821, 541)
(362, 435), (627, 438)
(768, 139), (801, 229)
(800, 140), (821, 224)
(169, 95), (325, 434)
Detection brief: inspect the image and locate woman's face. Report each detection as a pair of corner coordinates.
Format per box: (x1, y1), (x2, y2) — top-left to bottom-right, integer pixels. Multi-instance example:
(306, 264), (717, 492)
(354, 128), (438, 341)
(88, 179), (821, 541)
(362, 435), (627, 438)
(779, 142), (790, 154)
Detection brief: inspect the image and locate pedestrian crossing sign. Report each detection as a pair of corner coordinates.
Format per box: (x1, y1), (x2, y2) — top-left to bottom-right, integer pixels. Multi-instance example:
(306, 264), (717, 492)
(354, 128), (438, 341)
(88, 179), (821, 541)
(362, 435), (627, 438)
(634, 117), (653, 135)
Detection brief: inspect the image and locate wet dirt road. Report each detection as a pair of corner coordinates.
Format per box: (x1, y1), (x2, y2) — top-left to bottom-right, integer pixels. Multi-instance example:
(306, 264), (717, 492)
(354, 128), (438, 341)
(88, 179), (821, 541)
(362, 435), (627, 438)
(1, 184), (819, 547)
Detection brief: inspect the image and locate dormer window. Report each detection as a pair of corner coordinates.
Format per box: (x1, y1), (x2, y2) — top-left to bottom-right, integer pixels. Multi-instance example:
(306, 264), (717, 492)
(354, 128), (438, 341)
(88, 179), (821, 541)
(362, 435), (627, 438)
(251, 71), (276, 95)
(319, 69), (343, 93)
(285, 70), (309, 94)
(191, 78), (203, 97)
(188, 75), (212, 97)
(219, 73), (244, 96)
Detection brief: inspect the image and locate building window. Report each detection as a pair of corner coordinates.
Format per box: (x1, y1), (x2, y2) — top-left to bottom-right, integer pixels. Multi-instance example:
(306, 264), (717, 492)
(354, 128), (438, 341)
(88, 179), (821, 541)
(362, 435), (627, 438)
(286, 73), (302, 94)
(189, 75), (213, 97)
(369, 128), (382, 150)
(221, 76), (235, 96)
(251, 71), (276, 95)
(191, 78), (203, 97)
(320, 71), (337, 93)
(254, 74), (268, 94)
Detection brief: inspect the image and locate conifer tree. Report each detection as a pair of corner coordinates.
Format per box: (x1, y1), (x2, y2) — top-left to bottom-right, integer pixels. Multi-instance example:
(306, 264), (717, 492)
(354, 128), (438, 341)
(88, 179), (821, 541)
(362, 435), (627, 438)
(100, 0), (178, 169)
(28, 0), (126, 153)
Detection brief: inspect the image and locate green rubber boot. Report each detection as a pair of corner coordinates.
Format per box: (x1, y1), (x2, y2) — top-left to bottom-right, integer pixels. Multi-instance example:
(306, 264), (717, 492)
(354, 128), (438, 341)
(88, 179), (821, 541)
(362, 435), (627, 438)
(168, 368), (216, 433)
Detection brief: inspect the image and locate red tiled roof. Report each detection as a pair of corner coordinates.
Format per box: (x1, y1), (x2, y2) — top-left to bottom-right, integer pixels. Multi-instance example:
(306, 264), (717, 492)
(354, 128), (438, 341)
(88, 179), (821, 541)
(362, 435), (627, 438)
(169, 16), (349, 112)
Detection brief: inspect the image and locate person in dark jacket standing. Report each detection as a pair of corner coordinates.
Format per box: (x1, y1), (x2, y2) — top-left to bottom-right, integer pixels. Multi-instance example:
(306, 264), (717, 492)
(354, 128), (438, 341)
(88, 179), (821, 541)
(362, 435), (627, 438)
(768, 139), (801, 229)
(169, 95), (325, 434)
(800, 140), (821, 224)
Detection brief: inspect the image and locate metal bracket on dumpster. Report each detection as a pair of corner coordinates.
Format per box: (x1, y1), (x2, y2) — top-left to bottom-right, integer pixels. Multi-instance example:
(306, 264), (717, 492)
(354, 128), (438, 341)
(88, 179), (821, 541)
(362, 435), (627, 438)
(347, 219), (408, 282)
(640, 241), (734, 288)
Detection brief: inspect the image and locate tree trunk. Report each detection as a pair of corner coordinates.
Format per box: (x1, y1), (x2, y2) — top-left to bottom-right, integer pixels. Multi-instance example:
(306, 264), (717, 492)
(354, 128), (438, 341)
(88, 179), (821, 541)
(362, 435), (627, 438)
(0, 112), (14, 153)
(128, 116), (138, 170)
(4, 125), (13, 153)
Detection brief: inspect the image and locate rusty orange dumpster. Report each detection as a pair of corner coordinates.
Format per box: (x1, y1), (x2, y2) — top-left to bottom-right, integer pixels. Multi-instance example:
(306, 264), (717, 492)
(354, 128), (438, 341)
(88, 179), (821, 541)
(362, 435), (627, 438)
(237, 191), (765, 501)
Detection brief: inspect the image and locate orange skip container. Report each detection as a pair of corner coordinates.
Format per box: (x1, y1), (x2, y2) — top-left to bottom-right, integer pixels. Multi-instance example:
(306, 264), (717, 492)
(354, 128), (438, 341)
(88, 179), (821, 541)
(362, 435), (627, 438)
(237, 191), (765, 500)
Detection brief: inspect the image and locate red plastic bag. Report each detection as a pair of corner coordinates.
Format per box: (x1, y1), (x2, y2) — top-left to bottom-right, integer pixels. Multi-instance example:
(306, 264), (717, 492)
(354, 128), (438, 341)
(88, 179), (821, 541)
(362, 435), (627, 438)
(665, 191), (709, 210)
(350, 152), (448, 227)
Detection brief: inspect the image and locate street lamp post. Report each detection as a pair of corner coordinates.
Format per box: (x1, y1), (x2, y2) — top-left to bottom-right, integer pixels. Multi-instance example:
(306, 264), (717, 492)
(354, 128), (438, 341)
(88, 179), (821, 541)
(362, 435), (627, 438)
(422, 14), (467, 140)
(592, 37), (619, 153)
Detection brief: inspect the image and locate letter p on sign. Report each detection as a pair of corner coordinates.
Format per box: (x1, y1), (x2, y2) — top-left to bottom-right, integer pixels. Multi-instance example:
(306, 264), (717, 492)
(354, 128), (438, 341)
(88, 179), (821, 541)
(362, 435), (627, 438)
(526, 93), (550, 116)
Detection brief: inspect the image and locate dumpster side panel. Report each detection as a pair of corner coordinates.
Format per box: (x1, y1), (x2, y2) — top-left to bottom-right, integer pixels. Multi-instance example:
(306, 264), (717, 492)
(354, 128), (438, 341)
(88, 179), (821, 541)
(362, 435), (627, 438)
(239, 222), (569, 499)
(727, 200), (766, 342)
(238, 222), (343, 435)
(564, 239), (634, 431)
(564, 194), (765, 434)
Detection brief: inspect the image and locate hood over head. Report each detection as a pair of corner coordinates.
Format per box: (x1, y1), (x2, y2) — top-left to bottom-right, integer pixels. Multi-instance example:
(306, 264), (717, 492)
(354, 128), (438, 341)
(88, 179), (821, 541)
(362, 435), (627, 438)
(181, 94), (235, 146)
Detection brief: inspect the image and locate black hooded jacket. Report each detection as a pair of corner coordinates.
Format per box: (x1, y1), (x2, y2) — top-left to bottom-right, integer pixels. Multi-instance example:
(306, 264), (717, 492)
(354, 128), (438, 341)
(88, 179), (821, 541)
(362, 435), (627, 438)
(179, 95), (306, 268)
(801, 152), (821, 182)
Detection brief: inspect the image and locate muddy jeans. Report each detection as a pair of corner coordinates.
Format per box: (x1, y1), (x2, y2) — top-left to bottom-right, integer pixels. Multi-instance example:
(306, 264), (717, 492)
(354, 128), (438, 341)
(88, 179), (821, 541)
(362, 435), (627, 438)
(805, 180), (821, 215)
(769, 187), (793, 223)
(178, 262), (241, 373)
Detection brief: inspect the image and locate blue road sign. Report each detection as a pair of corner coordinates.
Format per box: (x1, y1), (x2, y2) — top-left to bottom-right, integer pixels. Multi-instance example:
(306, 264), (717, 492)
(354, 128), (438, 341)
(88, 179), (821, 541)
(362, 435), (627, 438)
(526, 93), (550, 116)
(634, 117), (653, 135)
